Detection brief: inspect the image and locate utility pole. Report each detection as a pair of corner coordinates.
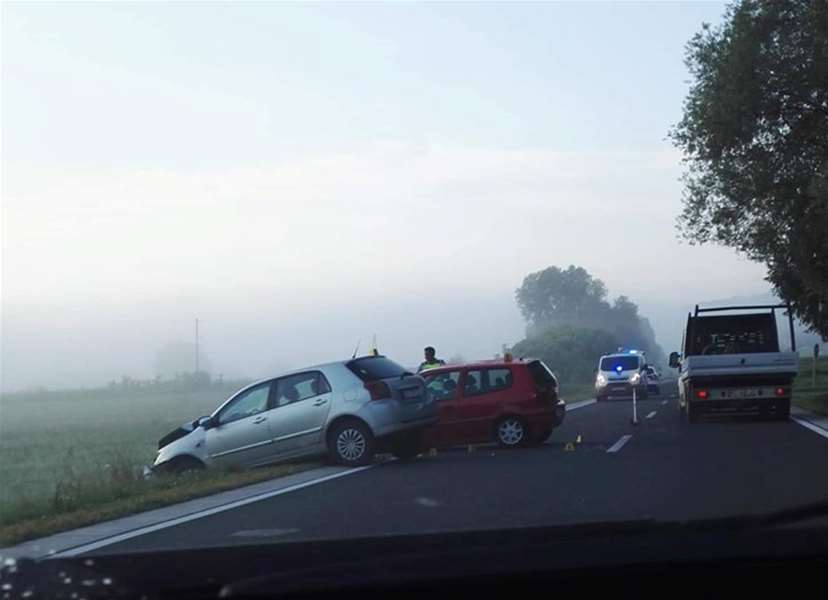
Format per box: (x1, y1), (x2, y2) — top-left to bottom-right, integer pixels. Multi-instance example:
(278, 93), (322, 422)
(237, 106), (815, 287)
(195, 318), (200, 374)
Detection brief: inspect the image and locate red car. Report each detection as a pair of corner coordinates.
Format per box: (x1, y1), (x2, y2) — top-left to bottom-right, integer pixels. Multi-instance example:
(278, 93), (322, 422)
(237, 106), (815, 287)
(420, 358), (565, 449)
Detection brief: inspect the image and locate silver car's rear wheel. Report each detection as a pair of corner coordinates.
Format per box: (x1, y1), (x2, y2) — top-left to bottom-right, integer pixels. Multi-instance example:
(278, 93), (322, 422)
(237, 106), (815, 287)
(495, 417), (526, 448)
(329, 420), (375, 466)
(337, 428), (366, 460)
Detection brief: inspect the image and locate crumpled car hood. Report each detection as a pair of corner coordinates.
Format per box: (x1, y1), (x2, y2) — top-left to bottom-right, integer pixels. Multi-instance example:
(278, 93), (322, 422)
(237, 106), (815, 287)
(158, 418), (200, 450)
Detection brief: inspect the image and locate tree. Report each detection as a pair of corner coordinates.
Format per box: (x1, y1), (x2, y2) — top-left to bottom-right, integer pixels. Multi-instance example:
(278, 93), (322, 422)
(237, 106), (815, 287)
(513, 266), (666, 378)
(515, 265), (609, 332)
(512, 326), (618, 384)
(671, 0), (828, 336)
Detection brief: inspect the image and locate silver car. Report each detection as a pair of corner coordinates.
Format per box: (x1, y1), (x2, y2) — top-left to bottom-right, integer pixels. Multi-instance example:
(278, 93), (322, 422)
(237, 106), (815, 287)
(153, 355), (437, 472)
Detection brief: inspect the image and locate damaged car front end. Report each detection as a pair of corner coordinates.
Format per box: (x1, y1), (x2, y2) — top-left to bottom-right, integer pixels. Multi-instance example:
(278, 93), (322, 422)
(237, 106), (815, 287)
(145, 416), (213, 476)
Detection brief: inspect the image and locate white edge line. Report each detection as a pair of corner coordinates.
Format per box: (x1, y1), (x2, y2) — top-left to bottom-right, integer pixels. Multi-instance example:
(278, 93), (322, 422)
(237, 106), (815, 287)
(791, 416), (828, 440)
(47, 465), (375, 558)
(645, 411), (657, 419)
(606, 434), (633, 453)
(566, 399), (597, 411)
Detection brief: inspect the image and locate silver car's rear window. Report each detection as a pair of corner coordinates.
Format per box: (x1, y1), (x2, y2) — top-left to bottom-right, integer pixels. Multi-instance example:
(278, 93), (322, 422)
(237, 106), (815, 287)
(346, 356), (409, 381)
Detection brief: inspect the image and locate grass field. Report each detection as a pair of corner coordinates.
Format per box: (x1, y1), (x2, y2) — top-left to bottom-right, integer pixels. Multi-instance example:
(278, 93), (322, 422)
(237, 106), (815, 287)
(793, 356), (828, 415)
(0, 382), (321, 544)
(560, 381), (596, 403)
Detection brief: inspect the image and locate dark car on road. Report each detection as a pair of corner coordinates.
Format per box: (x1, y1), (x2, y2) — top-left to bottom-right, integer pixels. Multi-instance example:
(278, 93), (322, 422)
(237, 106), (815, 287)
(420, 358), (565, 448)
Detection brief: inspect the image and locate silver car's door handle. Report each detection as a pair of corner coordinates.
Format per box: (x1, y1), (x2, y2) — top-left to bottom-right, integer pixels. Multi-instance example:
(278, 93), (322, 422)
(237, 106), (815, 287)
(252, 416), (267, 424)
(314, 399), (328, 406)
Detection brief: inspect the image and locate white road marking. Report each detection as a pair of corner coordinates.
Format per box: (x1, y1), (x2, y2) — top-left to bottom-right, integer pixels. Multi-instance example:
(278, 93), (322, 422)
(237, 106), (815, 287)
(230, 528), (300, 538)
(47, 465), (375, 557)
(414, 497), (440, 508)
(661, 400), (668, 405)
(606, 434), (633, 453)
(566, 399), (597, 411)
(645, 411), (657, 419)
(791, 416), (828, 440)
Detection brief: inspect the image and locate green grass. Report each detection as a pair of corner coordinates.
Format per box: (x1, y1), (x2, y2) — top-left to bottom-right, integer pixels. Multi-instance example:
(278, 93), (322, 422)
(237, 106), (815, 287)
(560, 381), (595, 403)
(0, 462), (316, 547)
(793, 356), (828, 416)
(0, 383), (320, 545)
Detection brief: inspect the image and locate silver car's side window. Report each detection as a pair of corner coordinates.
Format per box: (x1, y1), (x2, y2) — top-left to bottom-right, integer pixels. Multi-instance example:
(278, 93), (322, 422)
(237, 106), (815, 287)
(274, 372), (331, 408)
(218, 383), (272, 425)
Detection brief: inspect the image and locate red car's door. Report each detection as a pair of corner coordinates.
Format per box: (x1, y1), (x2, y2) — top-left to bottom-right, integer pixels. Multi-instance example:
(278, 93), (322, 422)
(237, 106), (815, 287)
(422, 369), (463, 448)
(456, 368), (515, 443)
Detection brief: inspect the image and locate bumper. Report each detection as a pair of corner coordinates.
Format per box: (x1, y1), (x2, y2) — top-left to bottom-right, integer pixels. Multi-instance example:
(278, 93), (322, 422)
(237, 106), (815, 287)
(526, 410), (559, 436)
(551, 400), (566, 426)
(370, 411), (439, 438)
(597, 383), (646, 399)
(358, 396), (439, 438)
(690, 397), (790, 416)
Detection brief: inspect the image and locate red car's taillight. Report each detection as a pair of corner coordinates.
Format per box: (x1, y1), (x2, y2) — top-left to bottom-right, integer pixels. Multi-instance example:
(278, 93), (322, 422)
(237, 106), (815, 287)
(364, 380), (391, 401)
(694, 389), (709, 400)
(774, 387), (787, 397)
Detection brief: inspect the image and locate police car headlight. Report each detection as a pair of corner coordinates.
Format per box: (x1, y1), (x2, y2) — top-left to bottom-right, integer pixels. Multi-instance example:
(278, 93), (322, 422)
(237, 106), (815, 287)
(596, 373), (607, 387)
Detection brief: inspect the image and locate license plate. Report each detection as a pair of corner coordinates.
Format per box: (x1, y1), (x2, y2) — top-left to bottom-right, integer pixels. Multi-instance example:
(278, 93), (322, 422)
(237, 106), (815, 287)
(718, 388), (764, 399)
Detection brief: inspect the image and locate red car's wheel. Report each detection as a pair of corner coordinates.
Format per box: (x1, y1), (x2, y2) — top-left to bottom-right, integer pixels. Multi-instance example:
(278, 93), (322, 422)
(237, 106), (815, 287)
(495, 416), (527, 448)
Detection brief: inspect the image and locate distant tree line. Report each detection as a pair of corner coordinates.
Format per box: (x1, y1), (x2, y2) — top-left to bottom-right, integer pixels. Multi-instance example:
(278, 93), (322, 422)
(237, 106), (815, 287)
(511, 265), (665, 384)
(106, 371), (226, 393)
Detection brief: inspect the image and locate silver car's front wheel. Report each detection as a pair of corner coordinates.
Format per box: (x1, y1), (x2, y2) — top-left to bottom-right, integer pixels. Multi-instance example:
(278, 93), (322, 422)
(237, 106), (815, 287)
(496, 417), (526, 448)
(329, 420), (375, 466)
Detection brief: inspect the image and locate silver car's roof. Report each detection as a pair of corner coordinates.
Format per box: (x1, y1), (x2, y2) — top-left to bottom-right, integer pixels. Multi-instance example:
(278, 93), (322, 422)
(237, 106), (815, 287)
(213, 355), (399, 415)
(235, 360), (350, 393)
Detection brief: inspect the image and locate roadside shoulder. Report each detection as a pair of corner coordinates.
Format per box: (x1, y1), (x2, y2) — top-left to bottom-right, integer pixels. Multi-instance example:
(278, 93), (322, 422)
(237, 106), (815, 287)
(791, 406), (828, 438)
(0, 465), (348, 560)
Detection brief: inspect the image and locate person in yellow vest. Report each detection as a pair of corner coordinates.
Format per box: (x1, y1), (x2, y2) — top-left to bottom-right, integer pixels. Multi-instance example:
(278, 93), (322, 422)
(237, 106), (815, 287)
(417, 346), (446, 372)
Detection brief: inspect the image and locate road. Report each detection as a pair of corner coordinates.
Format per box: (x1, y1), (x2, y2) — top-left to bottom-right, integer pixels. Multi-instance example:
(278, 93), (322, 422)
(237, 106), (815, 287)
(91, 382), (828, 554)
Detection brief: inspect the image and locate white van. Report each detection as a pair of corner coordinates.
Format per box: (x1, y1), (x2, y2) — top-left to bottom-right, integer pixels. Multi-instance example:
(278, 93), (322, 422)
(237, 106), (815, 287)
(594, 352), (649, 401)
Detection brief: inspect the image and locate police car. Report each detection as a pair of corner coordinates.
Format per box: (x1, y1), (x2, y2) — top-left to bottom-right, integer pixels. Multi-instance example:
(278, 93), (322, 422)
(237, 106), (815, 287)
(643, 365), (661, 395)
(594, 349), (650, 401)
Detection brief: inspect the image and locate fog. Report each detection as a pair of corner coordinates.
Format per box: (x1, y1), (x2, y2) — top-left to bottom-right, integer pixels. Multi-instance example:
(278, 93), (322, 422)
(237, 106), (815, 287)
(2, 1), (779, 392)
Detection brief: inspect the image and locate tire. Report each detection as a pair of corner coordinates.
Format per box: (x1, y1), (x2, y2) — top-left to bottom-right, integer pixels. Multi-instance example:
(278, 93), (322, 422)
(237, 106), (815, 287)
(774, 400), (791, 421)
(328, 420), (375, 467)
(533, 428), (553, 445)
(162, 455), (205, 476)
(494, 416), (528, 448)
(390, 430), (423, 461)
(686, 403), (699, 423)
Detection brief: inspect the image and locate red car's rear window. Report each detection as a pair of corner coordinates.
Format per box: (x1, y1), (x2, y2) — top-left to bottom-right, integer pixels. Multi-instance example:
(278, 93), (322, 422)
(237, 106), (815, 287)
(527, 360), (558, 389)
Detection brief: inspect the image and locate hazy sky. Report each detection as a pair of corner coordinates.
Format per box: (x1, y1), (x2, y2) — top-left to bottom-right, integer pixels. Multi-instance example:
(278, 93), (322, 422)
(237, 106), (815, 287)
(2, 1), (773, 391)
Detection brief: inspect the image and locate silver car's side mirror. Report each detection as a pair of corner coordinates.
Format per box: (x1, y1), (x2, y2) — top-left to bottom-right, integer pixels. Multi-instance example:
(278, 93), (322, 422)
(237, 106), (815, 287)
(198, 415), (215, 430)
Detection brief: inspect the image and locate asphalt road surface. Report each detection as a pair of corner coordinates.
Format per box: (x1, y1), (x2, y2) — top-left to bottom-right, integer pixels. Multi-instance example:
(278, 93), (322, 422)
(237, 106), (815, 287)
(92, 382), (828, 554)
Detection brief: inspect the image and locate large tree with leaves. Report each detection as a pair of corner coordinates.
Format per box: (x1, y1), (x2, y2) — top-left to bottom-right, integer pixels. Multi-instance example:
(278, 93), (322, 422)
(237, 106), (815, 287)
(671, 0), (828, 337)
(514, 265), (665, 367)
